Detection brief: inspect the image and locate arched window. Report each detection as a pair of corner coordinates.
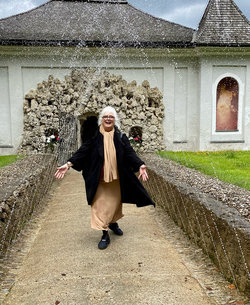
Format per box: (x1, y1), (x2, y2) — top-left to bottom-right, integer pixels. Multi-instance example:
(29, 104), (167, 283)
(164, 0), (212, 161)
(216, 77), (239, 131)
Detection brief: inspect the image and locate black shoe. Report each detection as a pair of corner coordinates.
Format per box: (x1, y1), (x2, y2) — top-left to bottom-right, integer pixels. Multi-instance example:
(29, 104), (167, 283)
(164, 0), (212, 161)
(98, 230), (110, 250)
(108, 222), (123, 236)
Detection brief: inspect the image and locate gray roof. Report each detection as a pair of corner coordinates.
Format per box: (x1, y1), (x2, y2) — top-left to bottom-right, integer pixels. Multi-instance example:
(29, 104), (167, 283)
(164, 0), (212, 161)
(194, 0), (250, 46)
(0, 0), (194, 48)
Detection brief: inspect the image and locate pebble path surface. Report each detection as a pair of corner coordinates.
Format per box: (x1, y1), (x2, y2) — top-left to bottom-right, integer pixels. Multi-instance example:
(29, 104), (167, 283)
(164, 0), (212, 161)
(142, 154), (250, 222)
(0, 170), (248, 305)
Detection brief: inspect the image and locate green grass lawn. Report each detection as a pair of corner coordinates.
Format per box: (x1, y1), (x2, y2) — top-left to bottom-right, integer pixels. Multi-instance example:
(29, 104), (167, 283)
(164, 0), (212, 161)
(0, 155), (24, 168)
(157, 151), (250, 191)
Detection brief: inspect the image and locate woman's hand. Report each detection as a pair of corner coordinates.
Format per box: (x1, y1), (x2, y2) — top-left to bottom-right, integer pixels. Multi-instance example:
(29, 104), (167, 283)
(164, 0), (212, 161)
(138, 165), (148, 182)
(54, 163), (70, 179)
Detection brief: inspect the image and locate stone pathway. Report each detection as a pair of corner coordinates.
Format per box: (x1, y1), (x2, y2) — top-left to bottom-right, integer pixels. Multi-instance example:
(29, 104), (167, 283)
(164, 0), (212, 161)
(0, 171), (248, 305)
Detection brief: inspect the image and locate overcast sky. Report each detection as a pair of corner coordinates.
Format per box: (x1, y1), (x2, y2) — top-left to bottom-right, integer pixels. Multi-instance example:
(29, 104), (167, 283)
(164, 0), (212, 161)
(0, 0), (249, 29)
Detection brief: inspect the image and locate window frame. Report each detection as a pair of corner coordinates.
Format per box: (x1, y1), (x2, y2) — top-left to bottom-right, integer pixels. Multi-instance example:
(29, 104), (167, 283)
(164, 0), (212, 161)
(212, 73), (244, 137)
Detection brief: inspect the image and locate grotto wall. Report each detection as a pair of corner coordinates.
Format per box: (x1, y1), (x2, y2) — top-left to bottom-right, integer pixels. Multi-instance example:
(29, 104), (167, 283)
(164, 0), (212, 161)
(0, 154), (56, 258)
(19, 69), (164, 154)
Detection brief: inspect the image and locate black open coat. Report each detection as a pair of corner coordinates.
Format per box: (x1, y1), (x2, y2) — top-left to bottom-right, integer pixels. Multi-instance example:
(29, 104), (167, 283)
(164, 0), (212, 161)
(68, 128), (155, 207)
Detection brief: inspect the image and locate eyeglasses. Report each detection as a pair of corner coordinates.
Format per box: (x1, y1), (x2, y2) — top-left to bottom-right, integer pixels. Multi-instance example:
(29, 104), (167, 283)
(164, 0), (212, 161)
(102, 115), (115, 120)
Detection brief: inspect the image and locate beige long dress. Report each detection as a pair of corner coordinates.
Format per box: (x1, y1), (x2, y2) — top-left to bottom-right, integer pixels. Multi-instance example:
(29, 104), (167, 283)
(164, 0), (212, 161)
(91, 125), (124, 231)
(91, 179), (124, 230)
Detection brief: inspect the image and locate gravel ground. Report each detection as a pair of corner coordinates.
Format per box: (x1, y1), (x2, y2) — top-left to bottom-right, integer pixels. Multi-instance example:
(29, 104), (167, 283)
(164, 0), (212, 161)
(142, 153), (250, 222)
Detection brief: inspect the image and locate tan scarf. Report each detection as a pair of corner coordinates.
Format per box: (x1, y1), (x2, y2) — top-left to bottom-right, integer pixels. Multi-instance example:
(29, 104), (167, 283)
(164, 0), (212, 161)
(99, 125), (118, 183)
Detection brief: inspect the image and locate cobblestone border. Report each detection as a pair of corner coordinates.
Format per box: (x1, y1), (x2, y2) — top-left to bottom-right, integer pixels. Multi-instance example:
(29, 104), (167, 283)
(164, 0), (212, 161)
(142, 153), (250, 295)
(0, 154), (57, 259)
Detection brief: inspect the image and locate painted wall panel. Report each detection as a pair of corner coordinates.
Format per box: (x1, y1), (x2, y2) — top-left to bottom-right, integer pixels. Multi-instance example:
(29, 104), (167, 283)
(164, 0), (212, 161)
(199, 58), (250, 151)
(22, 67), (72, 94)
(108, 68), (164, 91)
(0, 67), (12, 146)
(22, 67), (164, 95)
(173, 67), (188, 142)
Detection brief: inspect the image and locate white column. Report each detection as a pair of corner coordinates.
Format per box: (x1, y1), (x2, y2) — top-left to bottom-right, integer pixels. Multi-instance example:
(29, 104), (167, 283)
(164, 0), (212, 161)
(199, 60), (213, 151)
(163, 62), (175, 148)
(0, 67), (12, 151)
(8, 63), (24, 153)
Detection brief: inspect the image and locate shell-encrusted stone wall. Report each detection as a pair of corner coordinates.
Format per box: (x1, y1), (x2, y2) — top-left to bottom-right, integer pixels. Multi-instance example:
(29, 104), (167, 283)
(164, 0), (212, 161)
(19, 69), (164, 154)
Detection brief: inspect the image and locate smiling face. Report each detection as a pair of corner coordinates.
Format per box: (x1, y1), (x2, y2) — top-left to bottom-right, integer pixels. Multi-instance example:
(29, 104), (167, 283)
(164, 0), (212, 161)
(101, 112), (115, 131)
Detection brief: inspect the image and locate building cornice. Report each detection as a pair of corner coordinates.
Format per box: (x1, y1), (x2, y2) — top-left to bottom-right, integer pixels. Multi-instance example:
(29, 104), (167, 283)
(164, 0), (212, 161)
(0, 45), (249, 58)
(194, 46), (250, 57)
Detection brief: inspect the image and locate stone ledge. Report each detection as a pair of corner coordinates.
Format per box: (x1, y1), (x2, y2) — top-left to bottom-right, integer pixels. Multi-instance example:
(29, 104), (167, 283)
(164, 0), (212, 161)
(0, 154), (57, 258)
(142, 153), (250, 294)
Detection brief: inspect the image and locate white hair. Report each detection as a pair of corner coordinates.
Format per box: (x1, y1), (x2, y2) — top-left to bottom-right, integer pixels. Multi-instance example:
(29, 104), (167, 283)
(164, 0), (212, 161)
(98, 106), (121, 129)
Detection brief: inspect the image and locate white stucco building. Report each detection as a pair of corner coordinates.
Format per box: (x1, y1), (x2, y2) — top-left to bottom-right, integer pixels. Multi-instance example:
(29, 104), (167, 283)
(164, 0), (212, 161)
(0, 0), (249, 154)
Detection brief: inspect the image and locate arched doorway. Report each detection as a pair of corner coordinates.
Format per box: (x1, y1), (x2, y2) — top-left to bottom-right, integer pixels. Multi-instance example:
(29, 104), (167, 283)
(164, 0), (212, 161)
(80, 115), (98, 144)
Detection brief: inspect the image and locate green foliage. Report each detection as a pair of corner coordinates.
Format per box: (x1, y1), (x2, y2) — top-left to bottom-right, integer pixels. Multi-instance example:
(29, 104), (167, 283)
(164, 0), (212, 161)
(157, 151), (250, 191)
(0, 155), (24, 168)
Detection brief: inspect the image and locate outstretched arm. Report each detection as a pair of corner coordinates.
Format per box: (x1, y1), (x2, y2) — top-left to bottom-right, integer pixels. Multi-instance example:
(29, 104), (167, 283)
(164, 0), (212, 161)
(54, 161), (72, 179)
(122, 134), (149, 181)
(54, 137), (93, 179)
(138, 164), (149, 182)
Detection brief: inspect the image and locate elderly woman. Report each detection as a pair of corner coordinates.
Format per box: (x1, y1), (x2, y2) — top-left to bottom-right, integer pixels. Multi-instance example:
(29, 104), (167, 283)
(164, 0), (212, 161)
(55, 106), (155, 250)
